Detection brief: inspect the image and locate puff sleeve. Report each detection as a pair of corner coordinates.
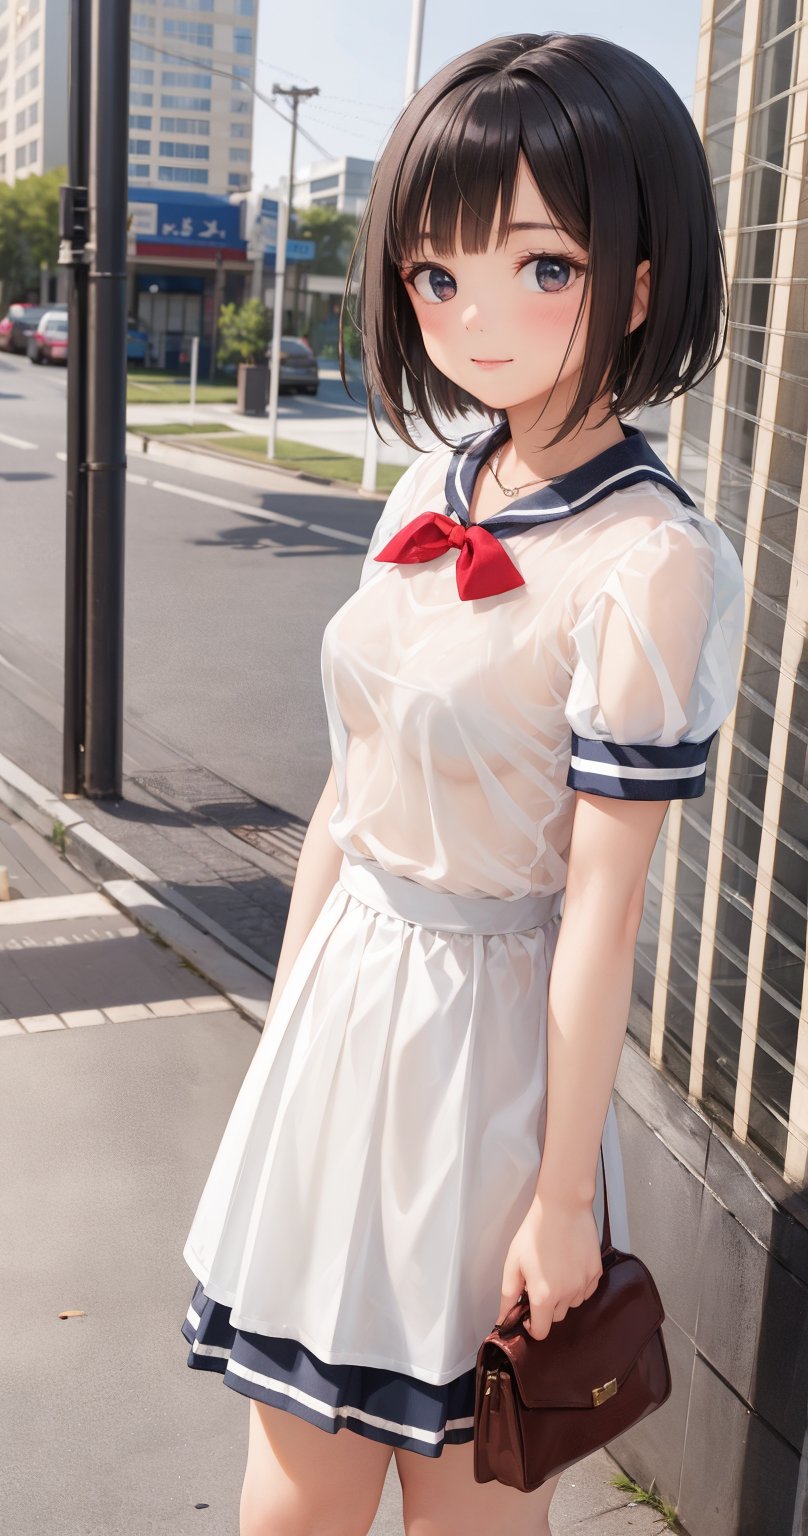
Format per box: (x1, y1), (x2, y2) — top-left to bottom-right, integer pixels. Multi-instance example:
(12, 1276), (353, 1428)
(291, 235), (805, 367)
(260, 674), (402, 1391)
(564, 512), (746, 800)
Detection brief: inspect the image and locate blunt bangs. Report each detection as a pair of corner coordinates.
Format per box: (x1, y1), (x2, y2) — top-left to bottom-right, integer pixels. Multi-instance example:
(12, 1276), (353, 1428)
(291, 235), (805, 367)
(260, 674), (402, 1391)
(341, 32), (728, 452)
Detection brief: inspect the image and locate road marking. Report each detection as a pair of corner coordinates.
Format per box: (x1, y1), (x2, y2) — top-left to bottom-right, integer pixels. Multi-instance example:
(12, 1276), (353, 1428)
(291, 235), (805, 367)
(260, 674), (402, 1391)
(308, 523), (368, 547)
(0, 892), (114, 925)
(0, 994), (228, 1037)
(151, 479), (371, 547)
(0, 432), (37, 450)
(56, 450), (66, 461)
(152, 479), (305, 528)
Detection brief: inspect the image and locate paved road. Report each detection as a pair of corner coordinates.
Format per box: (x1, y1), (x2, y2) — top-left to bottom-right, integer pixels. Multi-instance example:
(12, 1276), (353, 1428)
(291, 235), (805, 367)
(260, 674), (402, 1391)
(0, 349), (384, 824)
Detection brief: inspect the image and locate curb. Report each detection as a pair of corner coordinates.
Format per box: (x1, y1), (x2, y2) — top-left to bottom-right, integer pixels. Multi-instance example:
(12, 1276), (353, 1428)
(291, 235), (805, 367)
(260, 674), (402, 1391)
(0, 751), (274, 1029)
(125, 428), (391, 499)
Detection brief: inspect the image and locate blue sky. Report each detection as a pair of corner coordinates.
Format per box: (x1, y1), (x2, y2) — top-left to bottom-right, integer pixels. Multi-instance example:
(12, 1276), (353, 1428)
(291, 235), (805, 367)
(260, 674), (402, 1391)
(251, 0), (704, 192)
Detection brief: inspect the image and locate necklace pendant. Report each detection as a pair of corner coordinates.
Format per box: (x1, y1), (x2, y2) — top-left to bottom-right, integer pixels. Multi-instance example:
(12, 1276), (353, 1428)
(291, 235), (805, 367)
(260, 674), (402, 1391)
(503, 486), (516, 497)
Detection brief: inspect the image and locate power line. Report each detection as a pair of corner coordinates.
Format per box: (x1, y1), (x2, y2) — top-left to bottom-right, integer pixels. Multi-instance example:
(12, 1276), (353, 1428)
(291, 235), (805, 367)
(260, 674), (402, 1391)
(129, 39), (335, 159)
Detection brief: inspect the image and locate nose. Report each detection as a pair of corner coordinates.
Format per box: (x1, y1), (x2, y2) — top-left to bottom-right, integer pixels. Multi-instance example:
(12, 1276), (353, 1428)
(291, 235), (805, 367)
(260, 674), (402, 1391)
(462, 302), (484, 331)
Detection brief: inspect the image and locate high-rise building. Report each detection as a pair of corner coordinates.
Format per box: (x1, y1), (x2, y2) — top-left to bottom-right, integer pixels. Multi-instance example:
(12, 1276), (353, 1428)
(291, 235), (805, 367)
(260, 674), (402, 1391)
(613, 3), (807, 1530)
(0, 0), (68, 185)
(269, 155), (373, 216)
(128, 1), (257, 196)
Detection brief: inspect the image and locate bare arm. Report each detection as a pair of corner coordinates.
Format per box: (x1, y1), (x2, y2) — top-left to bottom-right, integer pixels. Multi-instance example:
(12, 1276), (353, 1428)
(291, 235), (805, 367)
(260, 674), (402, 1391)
(497, 789), (668, 1336)
(262, 766), (344, 1035)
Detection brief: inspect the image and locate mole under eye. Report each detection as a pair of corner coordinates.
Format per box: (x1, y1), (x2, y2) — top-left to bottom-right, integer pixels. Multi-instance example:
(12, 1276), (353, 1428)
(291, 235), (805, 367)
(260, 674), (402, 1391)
(405, 265), (457, 304)
(519, 254), (585, 294)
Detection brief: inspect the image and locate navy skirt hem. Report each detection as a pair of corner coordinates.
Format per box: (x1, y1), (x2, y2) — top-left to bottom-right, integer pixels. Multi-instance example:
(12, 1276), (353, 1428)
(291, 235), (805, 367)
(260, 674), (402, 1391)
(181, 1279), (476, 1459)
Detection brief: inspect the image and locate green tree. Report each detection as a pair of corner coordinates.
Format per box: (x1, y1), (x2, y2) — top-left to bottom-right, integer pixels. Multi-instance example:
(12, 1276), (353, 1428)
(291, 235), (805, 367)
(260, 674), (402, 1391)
(291, 205), (359, 276)
(215, 297), (272, 368)
(0, 165), (66, 304)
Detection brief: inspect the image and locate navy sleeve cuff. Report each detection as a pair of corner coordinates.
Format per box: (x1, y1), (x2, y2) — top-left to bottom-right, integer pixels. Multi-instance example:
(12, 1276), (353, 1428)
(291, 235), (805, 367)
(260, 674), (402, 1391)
(566, 730), (718, 801)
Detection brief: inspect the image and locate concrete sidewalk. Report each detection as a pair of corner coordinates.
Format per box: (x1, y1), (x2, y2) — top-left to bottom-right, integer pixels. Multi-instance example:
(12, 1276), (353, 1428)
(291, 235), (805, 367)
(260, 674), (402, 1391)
(0, 796), (679, 1534)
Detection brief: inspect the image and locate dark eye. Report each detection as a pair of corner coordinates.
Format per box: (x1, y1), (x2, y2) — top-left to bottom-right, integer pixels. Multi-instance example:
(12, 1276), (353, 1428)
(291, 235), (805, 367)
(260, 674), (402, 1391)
(408, 266), (457, 304)
(519, 256), (581, 294)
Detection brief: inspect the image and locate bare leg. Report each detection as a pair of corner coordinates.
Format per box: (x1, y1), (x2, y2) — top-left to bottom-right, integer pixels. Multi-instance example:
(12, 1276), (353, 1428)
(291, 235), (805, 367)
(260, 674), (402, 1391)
(396, 1438), (562, 1536)
(240, 1399), (393, 1536)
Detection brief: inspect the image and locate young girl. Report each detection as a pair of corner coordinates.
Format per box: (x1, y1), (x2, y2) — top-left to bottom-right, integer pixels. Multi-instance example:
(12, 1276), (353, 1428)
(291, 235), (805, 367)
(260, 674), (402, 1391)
(181, 32), (745, 1536)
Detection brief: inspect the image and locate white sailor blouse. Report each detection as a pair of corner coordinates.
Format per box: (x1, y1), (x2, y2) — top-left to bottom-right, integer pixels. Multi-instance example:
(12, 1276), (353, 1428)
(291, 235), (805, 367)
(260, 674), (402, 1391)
(320, 419), (746, 899)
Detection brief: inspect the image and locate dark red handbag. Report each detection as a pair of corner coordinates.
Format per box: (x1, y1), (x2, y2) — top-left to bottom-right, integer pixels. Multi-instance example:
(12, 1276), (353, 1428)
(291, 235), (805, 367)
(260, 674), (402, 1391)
(473, 1147), (672, 1491)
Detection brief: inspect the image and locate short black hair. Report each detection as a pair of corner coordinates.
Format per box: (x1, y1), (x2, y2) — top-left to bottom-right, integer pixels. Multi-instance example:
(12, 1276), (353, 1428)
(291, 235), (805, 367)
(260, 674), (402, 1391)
(340, 32), (728, 451)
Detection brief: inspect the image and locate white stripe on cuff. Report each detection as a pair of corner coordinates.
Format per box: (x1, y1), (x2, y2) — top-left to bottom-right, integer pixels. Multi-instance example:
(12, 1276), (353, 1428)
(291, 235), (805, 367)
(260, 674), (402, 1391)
(568, 756), (706, 781)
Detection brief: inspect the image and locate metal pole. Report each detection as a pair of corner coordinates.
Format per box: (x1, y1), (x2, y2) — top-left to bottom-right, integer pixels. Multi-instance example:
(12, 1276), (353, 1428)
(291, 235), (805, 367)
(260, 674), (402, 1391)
(360, 0), (426, 494)
(60, 0), (91, 796)
(84, 0), (130, 797)
(266, 175), (289, 461)
(267, 83), (318, 459)
(404, 0), (426, 101)
(189, 335), (199, 423)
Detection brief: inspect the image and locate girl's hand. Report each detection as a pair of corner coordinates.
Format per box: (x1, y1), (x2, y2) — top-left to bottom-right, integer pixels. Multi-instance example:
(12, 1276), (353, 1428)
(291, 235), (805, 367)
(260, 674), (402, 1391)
(496, 1191), (603, 1340)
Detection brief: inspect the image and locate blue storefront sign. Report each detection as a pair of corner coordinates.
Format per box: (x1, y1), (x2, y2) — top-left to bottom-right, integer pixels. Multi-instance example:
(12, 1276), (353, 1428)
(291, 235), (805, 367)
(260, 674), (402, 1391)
(128, 187), (242, 248)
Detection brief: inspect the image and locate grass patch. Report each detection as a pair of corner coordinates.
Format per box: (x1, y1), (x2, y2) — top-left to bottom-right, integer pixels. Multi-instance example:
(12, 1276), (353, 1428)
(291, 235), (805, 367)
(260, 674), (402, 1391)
(610, 1472), (682, 1529)
(133, 421), (235, 437)
(187, 433), (405, 492)
(127, 369), (237, 405)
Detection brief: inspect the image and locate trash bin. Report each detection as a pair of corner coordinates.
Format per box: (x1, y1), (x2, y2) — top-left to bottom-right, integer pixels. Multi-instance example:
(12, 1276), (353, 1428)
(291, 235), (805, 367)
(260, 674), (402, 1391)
(237, 362), (269, 416)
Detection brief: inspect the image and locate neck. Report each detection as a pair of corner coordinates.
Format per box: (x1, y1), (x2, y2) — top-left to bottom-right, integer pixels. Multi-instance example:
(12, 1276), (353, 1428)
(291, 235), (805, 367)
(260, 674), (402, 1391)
(500, 387), (626, 484)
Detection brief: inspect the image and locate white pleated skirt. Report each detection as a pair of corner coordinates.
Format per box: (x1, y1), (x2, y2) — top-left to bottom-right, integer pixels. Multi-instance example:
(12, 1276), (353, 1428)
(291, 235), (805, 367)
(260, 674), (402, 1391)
(182, 848), (631, 1388)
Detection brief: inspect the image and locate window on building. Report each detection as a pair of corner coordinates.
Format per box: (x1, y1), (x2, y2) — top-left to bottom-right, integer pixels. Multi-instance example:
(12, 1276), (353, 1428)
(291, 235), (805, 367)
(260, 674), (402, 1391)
(131, 42), (155, 61)
(232, 64), (250, 81)
(233, 26), (253, 54)
(130, 90), (153, 107)
(165, 0), (213, 8)
(231, 95), (250, 114)
(236, 0), (255, 13)
(0, 154), (6, 177)
(131, 67), (154, 85)
(160, 94), (211, 111)
(131, 12), (155, 32)
(229, 146), (249, 162)
(159, 140), (209, 159)
(228, 172), (249, 187)
(0, 122), (5, 141)
(129, 113), (152, 131)
(163, 20), (213, 47)
(158, 164), (209, 184)
(230, 122), (249, 138)
(161, 70), (212, 88)
(14, 28), (38, 67)
(128, 162), (150, 179)
(129, 138), (150, 155)
(310, 174), (339, 193)
(160, 116), (209, 135)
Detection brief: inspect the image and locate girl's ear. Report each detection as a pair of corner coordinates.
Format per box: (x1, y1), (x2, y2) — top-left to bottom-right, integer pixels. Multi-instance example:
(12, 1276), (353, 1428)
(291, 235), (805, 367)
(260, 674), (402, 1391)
(626, 260), (651, 336)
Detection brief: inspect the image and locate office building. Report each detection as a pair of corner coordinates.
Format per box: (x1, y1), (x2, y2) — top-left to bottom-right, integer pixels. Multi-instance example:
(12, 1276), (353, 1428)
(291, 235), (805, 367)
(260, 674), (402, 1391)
(612, 4), (808, 1531)
(269, 154), (373, 216)
(128, 0), (257, 196)
(0, 0), (68, 185)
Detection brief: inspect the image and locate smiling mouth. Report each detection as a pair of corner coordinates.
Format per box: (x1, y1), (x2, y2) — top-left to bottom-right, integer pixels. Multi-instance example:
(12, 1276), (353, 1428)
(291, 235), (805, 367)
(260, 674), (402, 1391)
(471, 357), (512, 366)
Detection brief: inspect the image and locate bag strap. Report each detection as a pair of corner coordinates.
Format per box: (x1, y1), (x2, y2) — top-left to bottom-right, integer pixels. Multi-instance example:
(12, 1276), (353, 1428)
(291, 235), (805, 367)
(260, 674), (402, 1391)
(600, 1143), (613, 1255)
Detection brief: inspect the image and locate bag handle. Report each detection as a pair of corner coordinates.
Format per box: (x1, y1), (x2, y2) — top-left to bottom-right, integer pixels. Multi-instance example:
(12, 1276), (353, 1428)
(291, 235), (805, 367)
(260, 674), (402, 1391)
(495, 1145), (614, 1338)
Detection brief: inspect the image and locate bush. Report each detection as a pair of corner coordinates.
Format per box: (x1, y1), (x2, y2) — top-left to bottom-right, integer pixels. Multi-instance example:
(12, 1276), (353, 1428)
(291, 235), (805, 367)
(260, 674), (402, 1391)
(216, 298), (271, 368)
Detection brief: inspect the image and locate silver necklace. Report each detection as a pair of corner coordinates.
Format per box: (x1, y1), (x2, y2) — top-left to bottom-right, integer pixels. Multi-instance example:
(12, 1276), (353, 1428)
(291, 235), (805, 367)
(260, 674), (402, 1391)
(486, 445), (556, 498)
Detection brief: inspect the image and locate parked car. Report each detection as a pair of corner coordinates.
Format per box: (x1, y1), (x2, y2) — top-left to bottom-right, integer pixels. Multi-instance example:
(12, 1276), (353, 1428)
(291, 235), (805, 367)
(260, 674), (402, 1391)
(127, 319), (148, 365)
(266, 335), (319, 395)
(0, 303), (49, 354)
(28, 311), (69, 365)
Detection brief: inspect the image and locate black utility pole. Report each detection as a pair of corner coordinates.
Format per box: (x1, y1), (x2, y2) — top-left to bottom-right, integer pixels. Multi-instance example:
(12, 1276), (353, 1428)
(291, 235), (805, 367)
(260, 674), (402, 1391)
(86, 0), (133, 795)
(272, 85), (319, 333)
(59, 0), (91, 795)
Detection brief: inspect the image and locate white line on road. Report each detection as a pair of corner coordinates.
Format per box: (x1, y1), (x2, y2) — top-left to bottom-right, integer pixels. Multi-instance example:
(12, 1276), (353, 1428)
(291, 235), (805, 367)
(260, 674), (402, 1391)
(308, 523), (369, 547)
(56, 450), (66, 461)
(0, 432), (37, 450)
(151, 478), (305, 528)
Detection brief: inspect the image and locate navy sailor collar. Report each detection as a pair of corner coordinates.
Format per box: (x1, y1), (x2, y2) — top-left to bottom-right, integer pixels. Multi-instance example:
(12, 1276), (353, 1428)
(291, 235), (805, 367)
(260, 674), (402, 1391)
(444, 418), (697, 534)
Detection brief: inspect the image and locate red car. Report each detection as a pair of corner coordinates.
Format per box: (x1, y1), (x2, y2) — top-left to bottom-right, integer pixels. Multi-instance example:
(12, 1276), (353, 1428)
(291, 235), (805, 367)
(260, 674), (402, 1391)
(0, 302), (47, 353)
(28, 311), (68, 365)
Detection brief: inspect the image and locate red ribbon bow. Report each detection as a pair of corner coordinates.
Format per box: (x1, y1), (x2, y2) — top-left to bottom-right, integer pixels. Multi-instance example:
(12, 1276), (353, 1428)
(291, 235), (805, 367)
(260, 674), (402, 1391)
(373, 511), (525, 601)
